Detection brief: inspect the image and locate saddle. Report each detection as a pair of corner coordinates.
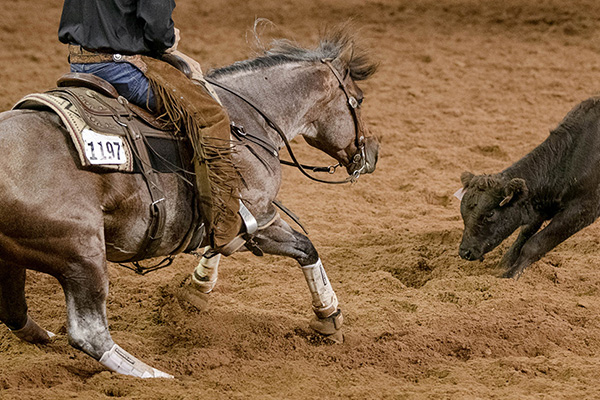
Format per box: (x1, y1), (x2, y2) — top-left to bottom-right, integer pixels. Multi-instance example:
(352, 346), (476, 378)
(55, 73), (189, 172)
(14, 72), (286, 265)
(14, 73), (203, 262)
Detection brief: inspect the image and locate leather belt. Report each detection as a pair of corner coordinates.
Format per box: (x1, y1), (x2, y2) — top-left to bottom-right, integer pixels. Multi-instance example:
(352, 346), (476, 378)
(68, 45), (148, 73)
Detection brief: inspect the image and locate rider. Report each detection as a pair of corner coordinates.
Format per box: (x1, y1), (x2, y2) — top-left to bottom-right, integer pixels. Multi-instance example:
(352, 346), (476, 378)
(58, 0), (250, 255)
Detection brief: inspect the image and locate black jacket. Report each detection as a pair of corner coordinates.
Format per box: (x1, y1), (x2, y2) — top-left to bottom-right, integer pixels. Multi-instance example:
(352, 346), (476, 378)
(59, 0), (176, 56)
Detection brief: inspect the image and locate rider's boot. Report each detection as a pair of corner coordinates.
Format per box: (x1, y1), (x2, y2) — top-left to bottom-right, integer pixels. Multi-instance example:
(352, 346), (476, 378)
(212, 201), (258, 256)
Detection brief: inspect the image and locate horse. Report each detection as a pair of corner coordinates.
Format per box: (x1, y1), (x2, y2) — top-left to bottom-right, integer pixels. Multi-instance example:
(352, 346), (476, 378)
(0, 29), (379, 378)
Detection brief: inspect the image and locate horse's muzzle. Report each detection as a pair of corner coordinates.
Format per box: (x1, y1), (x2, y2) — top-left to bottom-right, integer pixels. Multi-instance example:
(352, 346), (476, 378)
(346, 136), (379, 175)
(340, 137), (379, 179)
(363, 136), (379, 174)
(347, 136), (379, 175)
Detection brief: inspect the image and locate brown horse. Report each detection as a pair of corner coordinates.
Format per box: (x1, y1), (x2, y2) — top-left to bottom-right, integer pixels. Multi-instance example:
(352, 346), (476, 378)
(0, 30), (378, 378)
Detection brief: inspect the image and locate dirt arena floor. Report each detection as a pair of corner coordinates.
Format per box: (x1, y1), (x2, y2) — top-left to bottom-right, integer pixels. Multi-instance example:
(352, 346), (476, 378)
(2, 0), (600, 398)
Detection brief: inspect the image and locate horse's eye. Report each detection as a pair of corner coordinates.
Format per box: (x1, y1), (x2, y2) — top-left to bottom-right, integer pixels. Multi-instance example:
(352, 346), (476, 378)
(357, 96), (364, 105)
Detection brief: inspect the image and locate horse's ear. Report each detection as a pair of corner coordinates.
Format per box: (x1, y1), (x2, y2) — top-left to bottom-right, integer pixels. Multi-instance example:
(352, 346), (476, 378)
(333, 44), (354, 75)
(339, 43), (354, 65)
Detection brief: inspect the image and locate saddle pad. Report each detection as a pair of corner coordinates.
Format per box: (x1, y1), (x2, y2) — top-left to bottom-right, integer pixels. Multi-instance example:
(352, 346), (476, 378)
(13, 92), (135, 171)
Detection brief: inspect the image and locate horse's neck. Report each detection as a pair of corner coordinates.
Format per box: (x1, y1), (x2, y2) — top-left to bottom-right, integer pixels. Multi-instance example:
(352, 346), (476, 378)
(213, 63), (322, 147)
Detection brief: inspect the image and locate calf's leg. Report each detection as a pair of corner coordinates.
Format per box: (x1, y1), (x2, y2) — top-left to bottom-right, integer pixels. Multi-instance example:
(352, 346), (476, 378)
(499, 219), (544, 271)
(504, 201), (596, 279)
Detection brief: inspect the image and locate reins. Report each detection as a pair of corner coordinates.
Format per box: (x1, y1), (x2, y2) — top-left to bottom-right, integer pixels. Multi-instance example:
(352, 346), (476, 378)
(205, 59), (367, 184)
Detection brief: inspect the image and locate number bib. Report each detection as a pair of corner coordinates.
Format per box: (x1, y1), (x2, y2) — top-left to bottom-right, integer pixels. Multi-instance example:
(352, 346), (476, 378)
(81, 129), (127, 165)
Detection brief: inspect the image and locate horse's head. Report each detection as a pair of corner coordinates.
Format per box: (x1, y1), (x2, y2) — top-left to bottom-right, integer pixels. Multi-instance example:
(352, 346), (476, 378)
(297, 29), (379, 179)
(209, 26), (379, 181)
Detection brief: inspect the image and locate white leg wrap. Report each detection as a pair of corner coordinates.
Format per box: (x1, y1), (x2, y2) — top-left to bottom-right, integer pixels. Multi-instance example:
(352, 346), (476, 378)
(301, 259), (338, 318)
(191, 247), (221, 294)
(99, 344), (174, 379)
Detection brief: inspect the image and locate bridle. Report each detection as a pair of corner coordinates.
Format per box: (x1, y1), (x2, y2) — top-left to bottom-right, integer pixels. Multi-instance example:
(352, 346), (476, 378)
(320, 58), (368, 181)
(204, 58), (368, 184)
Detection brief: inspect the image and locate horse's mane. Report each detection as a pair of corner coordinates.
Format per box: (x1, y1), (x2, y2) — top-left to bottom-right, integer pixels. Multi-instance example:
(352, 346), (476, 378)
(208, 26), (378, 81)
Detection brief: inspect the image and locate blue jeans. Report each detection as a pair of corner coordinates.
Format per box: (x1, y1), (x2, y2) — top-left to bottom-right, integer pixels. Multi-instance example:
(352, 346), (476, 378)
(70, 62), (156, 110)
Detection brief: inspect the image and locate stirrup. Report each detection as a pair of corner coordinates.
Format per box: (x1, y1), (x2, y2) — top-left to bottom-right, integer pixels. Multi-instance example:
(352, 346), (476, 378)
(212, 201), (257, 257)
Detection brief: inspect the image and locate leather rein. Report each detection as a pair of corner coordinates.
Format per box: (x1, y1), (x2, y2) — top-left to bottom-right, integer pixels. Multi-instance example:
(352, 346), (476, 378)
(205, 59), (367, 184)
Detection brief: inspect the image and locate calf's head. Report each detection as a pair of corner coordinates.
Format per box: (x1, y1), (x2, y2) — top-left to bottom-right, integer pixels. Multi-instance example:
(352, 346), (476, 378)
(458, 172), (528, 261)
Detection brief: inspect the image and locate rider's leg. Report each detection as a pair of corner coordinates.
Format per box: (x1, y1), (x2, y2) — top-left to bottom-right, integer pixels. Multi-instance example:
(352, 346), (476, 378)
(70, 62), (157, 110)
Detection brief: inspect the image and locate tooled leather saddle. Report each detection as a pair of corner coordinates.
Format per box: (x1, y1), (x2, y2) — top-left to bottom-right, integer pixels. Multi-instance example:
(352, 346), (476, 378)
(45, 72), (201, 262)
(54, 72), (192, 174)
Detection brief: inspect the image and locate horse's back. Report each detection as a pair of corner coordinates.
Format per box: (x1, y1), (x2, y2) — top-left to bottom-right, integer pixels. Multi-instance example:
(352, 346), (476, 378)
(0, 110), (83, 176)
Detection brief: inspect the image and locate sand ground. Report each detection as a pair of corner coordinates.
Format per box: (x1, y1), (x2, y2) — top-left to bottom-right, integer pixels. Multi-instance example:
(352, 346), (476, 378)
(2, 0), (600, 399)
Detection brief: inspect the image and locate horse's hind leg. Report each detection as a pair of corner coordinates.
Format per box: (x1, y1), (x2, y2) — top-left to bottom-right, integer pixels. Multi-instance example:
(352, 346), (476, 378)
(0, 265), (53, 343)
(57, 256), (173, 378)
(252, 218), (343, 341)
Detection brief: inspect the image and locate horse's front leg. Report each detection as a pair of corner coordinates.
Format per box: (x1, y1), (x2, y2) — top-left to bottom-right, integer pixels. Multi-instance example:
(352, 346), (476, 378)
(190, 217), (343, 340)
(191, 246), (221, 294)
(252, 218), (344, 341)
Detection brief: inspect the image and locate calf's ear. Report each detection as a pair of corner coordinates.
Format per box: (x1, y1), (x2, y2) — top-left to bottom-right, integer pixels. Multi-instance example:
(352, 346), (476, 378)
(500, 178), (528, 206)
(460, 171), (475, 188)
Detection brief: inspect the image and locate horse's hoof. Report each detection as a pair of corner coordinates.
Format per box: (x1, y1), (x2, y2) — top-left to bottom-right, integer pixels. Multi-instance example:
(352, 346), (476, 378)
(11, 316), (54, 344)
(324, 329), (344, 344)
(190, 270), (217, 294)
(100, 344), (174, 379)
(309, 309), (344, 343)
(174, 275), (210, 312)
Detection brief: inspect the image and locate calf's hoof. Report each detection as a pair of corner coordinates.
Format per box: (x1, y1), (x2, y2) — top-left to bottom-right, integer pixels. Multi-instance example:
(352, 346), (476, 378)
(309, 309), (344, 343)
(502, 266), (525, 280)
